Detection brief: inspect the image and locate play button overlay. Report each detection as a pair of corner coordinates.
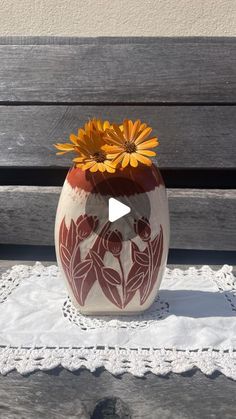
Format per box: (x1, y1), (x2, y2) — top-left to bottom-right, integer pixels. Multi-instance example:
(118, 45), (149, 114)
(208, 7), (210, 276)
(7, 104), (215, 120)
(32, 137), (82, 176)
(85, 176), (150, 241)
(109, 198), (131, 222)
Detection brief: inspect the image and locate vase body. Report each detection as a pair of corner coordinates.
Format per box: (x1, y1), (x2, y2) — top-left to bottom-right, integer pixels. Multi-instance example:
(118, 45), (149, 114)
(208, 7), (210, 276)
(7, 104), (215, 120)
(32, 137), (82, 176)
(55, 164), (169, 315)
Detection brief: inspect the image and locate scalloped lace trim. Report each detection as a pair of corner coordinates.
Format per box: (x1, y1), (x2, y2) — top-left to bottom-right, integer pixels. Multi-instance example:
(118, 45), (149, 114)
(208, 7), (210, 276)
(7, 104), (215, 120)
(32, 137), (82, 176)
(0, 346), (235, 379)
(0, 264), (33, 303)
(62, 296), (170, 330)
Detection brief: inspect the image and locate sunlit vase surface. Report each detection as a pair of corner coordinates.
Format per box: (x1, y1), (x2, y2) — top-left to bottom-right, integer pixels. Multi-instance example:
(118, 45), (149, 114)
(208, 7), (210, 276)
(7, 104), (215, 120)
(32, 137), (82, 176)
(55, 164), (169, 315)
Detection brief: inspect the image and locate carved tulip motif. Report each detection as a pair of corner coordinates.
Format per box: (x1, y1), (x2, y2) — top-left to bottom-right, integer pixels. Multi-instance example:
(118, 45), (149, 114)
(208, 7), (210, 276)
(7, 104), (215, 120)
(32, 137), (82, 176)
(59, 215), (163, 309)
(134, 217), (151, 242)
(76, 214), (99, 240)
(103, 229), (123, 256)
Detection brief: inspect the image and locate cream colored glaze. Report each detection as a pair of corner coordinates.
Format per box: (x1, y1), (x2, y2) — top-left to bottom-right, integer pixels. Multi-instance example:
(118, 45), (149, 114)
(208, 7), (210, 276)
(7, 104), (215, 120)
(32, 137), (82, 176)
(55, 176), (169, 315)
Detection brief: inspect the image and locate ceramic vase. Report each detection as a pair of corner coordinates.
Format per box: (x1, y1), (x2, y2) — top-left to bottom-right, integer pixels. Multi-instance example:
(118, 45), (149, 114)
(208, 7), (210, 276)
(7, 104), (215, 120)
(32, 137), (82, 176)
(55, 164), (169, 315)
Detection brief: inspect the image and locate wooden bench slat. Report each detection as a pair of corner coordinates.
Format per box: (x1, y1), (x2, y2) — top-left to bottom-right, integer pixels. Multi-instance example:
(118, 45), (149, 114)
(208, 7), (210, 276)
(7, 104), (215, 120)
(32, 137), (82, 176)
(0, 356), (235, 418)
(0, 105), (236, 169)
(0, 38), (235, 103)
(0, 186), (235, 250)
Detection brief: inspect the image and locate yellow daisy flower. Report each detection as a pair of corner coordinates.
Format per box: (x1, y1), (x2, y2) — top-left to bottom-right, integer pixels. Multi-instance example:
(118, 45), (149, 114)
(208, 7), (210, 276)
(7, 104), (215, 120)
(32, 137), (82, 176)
(54, 118), (111, 155)
(73, 130), (116, 173)
(103, 119), (159, 168)
(87, 118), (111, 134)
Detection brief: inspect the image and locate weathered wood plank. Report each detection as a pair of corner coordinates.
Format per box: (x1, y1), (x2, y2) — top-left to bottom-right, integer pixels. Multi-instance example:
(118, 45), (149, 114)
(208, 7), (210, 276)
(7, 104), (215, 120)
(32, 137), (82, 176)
(0, 105), (236, 169)
(0, 38), (235, 103)
(0, 186), (235, 250)
(0, 368), (235, 419)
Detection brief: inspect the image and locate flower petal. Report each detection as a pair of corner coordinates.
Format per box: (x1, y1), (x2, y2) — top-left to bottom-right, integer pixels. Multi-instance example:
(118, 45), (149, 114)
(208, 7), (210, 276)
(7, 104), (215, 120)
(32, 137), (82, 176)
(106, 152), (121, 159)
(123, 119), (130, 141)
(90, 163), (99, 172)
(54, 143), (75, 151)
(139, 123), (147, 131)
(106, 165), (116, 173)
(70, 134), (79, 145)
(138, 150), (156, 157)
(112, 152), (125, 166)
(56, 151), (69, 155)
(137, 138), (159, 149)
(78, 128), (86, 139)
(130, 120), (141, 141)
(81, 161), (95, 171)
(102, 145), (123, 153)
(103, 120), (111, 130)
(104, 160), (116, 173)
(105, 131), (124, 146)
(135, 153), (152, 166)
(98, 162), (106, 172)
(135, 127), (152, 145)
(128, 120), (133, 136)
(73, 156), (85, 162)
(122, 153), (130, 168)
(130, 154), (138, 167)
(112, 124), (124, 142)
(97, 119), (103, 131)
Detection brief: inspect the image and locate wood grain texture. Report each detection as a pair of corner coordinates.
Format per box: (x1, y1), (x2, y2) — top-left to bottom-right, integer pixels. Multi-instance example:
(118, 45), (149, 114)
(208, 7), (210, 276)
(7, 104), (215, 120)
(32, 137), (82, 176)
(0, 186), (235, 250)
(0, 38), (235, 103)
(0, 368), (235, 419)
(0, 105), (236, 169)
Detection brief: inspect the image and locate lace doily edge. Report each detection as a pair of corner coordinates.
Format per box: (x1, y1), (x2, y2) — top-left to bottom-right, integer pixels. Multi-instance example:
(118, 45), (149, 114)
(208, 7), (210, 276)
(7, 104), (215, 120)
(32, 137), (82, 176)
(0, 346), (235, 379)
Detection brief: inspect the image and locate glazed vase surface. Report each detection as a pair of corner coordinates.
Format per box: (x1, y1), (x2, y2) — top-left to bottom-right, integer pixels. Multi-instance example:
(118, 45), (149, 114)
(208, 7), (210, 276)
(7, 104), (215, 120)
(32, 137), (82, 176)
(55, 165), (169, 315)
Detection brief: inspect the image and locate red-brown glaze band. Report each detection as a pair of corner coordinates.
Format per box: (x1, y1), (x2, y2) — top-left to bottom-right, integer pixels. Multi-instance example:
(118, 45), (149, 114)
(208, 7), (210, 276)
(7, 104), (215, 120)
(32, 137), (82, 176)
(66, 164), (164, 197)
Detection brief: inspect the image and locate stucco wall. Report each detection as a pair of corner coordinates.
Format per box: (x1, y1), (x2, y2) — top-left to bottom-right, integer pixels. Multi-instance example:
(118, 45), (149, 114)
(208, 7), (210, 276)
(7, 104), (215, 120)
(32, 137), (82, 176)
(0, 0), (235, 36)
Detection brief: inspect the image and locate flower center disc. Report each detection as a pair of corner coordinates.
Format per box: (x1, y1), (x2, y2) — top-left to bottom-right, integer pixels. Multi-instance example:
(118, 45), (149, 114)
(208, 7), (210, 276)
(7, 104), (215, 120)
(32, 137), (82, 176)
(93, 151), (106, 163)
(124, 141), (136, 154)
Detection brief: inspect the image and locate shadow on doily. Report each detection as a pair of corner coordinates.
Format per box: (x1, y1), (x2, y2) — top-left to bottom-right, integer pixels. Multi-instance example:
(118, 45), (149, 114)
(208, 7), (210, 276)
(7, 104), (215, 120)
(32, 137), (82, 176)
(62, 288), (235, 331)
(159, 289), (236, 317)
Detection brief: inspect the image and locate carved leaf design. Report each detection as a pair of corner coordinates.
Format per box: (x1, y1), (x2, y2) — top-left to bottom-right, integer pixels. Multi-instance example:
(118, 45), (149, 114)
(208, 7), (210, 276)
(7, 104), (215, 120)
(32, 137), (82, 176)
(126, 271), (144, 293)
(99, 279), (123, 309)
(59, 217), (68, 247)
(89, 249), (104, 267)
(140, 225), (163, 305)
(92, 221), (111, 256)
(66, 219), (77, 254)
(131, 241), (139, 262)
(134, 251), (150, 266)
(73, 259), (93, 278)
(152, 226), (163, 272)
(102, 267), (122, 285)
(90, 251), (123, 309)
(76, 267), (97, 306)
(58, 214), (163, 310)
(124, 264), (145, 307)
(60, 244), (71, 267)
(71, 244), (81, 270)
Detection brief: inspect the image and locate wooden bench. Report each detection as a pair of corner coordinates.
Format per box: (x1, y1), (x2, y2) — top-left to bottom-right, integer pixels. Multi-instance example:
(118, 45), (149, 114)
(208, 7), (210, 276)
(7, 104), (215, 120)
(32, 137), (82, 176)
(0, 37), (236, 418)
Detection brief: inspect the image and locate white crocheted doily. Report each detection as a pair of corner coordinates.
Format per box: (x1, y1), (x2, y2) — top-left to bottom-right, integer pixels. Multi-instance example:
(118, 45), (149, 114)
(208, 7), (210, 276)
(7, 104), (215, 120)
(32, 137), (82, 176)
(0, 262), (235, 378)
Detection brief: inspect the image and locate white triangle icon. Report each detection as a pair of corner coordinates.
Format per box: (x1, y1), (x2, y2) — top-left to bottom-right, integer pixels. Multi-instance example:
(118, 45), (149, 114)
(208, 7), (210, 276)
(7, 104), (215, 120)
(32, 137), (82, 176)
(108, 198), (131, 222)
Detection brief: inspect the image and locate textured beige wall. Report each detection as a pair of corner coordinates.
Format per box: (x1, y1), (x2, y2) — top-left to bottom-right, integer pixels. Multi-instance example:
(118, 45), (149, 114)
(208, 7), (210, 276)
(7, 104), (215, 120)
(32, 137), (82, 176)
(0, 0), (235, 36)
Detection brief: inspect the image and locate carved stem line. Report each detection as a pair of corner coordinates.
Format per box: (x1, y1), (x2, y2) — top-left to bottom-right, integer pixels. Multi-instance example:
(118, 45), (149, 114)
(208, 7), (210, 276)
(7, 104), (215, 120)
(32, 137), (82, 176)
(118, 255), (126, 308)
